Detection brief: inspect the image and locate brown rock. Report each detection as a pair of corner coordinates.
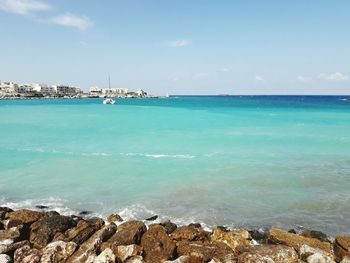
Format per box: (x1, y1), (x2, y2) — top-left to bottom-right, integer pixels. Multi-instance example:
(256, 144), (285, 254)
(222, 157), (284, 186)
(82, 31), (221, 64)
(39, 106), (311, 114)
(0, 225), (26, 242)
(53, 218), (104, 245)
(177, 241), (215, 262)
(299, 244), (335, 263)
(66, 224), (117, 263)
(41, 241), (78, 263)
(107, 214), (123, 224)
(237, 244), (299, 263)
(7, 209), (46, 225)
(210, 228), (252, 253)
(335, 236), (350, 262)
(0, 240), (29, 255)
(171, 226), (207, 242)
(29, 215), (76, 248)
(0, 208), (13, 220)
(141, 225), (176, 263)
(14, 245), (42, 263)
(301, 230), (329, 243)
(116, 244), (143, 262)
(160, 220), (177, 234)
(268, 228), (332, 254)
(108, 220), (146, 245)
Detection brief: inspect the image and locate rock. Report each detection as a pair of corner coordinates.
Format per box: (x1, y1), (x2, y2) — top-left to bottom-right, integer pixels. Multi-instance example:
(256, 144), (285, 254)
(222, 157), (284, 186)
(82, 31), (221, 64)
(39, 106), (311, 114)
(160, 220), (177, 234)
(79, 211), (92, 216)
(300, 244), (335, 263)
(2, 219), (23, 229)
(0, 208), (13, 220)
(145, 215), (158, 221)
(107, 214), (123, 224)
(14, 245), (42, 263)
(7, 210), (46, 225)
(116, 244), (143, 262)
(237, 244), (299, 263)
(0, 224), (3, 232)
(210, 227), (252, 253)
(35, 205), (49, 210)
(249, 229), (269, 243)
(341, 258), (350, 263)
(141, 225), (176, 262)
(163, 256), (190, 263)
(108, 221), (146, 245)
(302, 230), (329, 243)
(126, 255), (144, 263)
(0, 240), (29, 255)
(335, 236), (350, 262)
(0, 225), (26, 242)
(54, 218), (104, 245)
(0, 254), (12, 263)
(41, 241), (77, 263)
(86, 248), (116, 263)
(66, 224), (117, 263)
(188, 223), (202, 229)
(29, 215), (76, 248)
(170, 226), (207, 242)
(268, 228), (332, 254)
(177, 241), (215, 262)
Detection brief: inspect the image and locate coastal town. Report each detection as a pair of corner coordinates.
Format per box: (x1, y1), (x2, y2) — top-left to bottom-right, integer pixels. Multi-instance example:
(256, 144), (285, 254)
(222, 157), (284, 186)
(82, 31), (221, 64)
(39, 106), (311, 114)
(0, 81), (150, 99)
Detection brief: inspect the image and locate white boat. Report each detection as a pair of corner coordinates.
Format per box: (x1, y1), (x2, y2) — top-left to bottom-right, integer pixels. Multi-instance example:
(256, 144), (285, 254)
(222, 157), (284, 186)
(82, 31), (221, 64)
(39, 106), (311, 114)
(103, 98), (116, 105)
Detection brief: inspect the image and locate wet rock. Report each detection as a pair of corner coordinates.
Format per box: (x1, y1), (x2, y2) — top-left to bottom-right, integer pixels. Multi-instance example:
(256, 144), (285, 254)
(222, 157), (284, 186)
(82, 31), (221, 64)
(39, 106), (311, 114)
(268, 228), (332, 254)
(14, 245), (42, 263)
(334, 236), (350, 262)
(0, 254), (12, 263)
(35, 205), (49, 210)
(7, 210), (46, 225)
(41, 241), (77, 263)
(302, 230), (330, 243)
(0, 208), (13, 220)
(79, 211), (92, 216)
(107, 214), (123, 224)
(249, 229), (268, 243)
(188, 223), (202, 229)
(171, 226), (207, 242)
(66, 224), (117, 263)
(85, 248), (115, 263)
(145, 215), (158, 221)
(160, 220), (177, 234)
(2, 219), (23, 230)
(237, 244), (299, 263)
(126, 255), (144, 263)
(0, 240), (29, 255)
(108, 220), (146, 245)
(210, 227), (252, 253)
(300, 244), (335, 263)
(0, 224), (3, 232)
(54, 218), (104, 245)
(0, 225), (27, 242)
(29, 215), (76, 248)
(141, 224), (176, 262)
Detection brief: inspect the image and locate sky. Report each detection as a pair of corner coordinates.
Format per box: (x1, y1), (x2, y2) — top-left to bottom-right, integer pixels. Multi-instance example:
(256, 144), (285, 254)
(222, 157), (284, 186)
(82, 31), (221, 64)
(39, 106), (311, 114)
(0, 0), (350, 95)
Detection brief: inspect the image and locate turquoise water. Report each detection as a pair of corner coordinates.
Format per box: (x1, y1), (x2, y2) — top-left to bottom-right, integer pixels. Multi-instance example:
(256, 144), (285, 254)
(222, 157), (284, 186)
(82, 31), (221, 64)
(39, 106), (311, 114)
(1, 96), (350, 235)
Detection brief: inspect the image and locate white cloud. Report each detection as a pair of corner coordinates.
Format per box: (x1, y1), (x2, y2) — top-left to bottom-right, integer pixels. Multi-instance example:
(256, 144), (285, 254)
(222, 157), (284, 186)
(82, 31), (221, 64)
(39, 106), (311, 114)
(255, 75), (264, 81)
(297, 75), (310, 82)
(0, 0), (51, 15)
(319, 72), (349, 81)
(168, 39), (191, 48)
(51, 13), (93, 31)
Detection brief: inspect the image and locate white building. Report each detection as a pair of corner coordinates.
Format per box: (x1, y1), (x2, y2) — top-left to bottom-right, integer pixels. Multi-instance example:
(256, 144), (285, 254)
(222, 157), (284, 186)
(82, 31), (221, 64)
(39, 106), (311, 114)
(0, 81), (17, 93)
(136, 89), (147, 97)
(89, 86), (104, 95)
(56, 85), (80, 96)
(16, 84), (34, 93)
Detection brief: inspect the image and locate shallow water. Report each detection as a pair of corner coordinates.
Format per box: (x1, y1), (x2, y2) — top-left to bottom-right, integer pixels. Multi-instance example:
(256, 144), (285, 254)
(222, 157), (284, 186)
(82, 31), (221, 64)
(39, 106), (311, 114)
(0, 96), (350, 235)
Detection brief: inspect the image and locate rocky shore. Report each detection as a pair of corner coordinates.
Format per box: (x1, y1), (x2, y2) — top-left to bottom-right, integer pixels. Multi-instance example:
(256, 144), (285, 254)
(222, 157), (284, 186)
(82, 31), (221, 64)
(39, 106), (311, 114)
(0, 207), (349, 263)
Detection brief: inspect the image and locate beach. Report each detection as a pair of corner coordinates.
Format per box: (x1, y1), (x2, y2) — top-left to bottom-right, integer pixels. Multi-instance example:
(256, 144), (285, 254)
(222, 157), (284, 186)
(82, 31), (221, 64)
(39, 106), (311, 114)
(1, 207), (350, 262)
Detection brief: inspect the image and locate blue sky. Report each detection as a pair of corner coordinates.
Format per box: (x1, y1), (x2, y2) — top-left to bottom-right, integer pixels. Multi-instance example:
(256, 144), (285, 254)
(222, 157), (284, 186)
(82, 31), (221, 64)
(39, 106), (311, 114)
(0, 0), (350, 95)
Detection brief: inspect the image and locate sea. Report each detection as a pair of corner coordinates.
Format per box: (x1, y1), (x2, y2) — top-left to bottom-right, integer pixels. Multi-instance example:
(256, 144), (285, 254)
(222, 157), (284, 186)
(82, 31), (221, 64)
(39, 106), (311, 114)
(0, 96), (350, 235)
